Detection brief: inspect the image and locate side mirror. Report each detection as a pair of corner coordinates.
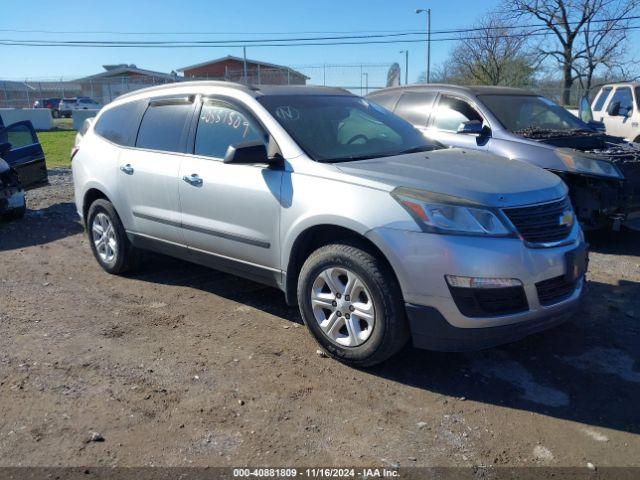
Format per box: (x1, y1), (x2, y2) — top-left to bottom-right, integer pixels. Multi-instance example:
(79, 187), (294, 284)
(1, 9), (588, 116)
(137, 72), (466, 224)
(578, 96), (593, 123)
(457, 120), (485, 135)
(587, 120), (606, 133)
(223, 140), (270, 165)
(607, 101), (621, 117)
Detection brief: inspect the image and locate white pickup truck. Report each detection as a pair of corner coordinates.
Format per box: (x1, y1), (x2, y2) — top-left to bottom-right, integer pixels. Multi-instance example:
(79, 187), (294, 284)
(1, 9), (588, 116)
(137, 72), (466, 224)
(588, 83), (640, 142)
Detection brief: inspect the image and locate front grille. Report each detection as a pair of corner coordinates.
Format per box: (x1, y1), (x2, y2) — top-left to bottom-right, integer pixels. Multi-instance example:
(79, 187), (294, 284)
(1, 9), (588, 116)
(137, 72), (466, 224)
(503, 197), (573, 244)
(448, 285), (529, 318)
(536, 275), (578, 306)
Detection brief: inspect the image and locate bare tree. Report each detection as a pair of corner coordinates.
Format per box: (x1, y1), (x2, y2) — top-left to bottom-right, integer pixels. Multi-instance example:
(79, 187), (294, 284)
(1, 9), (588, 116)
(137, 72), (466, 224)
(424, 15), (536, 86)
(453, 15), (535, 85)
(507, 0), (640, 105)
(574, 2), (639, 96)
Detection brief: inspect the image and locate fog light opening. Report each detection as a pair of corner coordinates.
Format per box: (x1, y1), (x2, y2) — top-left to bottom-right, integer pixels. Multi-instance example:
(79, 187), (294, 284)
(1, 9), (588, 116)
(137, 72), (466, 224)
(445, 275), (522, 289)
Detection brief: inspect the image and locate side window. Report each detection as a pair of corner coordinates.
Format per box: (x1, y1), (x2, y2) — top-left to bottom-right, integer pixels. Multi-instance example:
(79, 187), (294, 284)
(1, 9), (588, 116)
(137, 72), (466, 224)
(395, 91), (436, 127)
(194, 100), (264, 159)
(593, 87), (612, 112)
(94, 100), (144, 146)
(432, 95), (483, 131)
(136, 100), (194, 153)
(608, 87), (634, 116)
(367, 91), (401, 111)
(6, 123), (37, 149)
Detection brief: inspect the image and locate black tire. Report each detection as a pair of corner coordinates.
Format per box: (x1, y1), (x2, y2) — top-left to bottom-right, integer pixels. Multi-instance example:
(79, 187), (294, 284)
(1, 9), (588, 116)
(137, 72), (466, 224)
(86, 199), (139, 274)
(52, 109), (60, 119)
(6, 204), (26, 220)
(297, 241), (409, 367)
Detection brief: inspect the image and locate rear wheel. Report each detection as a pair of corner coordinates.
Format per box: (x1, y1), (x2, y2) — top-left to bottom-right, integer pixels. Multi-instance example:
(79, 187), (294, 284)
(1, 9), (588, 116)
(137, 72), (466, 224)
(297, 242), (409, 367)
(87, 199), (139, 274)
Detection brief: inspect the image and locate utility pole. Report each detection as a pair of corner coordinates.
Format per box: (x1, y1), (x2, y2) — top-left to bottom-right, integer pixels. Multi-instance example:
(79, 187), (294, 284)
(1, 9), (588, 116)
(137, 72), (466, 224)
(416, 8), (431, 83)
(243, 46), (248, 84)
(362, 72), (369, 95)
(400, 50), (409, 85)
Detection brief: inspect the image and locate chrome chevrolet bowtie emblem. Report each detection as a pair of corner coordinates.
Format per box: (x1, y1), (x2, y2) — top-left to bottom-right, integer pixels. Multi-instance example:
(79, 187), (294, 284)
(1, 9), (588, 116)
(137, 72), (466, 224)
(559, 210), (574, 227)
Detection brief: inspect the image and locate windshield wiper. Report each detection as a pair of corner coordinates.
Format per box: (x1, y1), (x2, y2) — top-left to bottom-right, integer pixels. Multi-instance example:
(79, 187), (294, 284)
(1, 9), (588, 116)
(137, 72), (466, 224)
(393, 145), (438, 155)
(320, 153), (388, 163)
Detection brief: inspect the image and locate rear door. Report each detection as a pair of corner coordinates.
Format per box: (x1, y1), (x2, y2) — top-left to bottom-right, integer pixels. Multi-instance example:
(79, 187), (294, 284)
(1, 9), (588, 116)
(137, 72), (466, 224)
(118, 96), (195, 245)
(0, 120), (47, 189)
(392, 91), (437, 134)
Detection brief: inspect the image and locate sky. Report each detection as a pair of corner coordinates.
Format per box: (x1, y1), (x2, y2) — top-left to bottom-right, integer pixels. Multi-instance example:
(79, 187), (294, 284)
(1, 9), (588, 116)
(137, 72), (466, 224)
(1, 0), (638, 89)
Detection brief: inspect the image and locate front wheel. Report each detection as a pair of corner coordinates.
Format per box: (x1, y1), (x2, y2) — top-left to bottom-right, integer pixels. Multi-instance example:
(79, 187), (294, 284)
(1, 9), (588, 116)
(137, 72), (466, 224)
(86, 199), (139, 274)
(297, 242), (409, 367)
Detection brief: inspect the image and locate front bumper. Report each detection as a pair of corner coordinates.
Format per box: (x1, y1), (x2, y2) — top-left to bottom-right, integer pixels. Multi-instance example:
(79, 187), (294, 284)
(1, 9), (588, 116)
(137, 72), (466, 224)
(367, 225), (586, 350)
(405, 299), (580, 351)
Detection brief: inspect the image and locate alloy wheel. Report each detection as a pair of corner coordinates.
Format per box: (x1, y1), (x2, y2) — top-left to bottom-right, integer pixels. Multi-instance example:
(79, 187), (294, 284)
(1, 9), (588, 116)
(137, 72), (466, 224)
(91, 212), (117, 264)
(310, 267), (376, 347)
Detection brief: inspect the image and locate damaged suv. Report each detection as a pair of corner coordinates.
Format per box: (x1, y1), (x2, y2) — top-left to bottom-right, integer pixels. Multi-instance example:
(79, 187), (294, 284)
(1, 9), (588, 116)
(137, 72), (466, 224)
(367, 85), (640, 231)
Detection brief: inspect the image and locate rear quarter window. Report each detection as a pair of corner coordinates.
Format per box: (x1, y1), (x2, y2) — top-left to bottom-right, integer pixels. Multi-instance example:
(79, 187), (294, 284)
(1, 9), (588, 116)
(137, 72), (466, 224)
(94, 100), (145, 146)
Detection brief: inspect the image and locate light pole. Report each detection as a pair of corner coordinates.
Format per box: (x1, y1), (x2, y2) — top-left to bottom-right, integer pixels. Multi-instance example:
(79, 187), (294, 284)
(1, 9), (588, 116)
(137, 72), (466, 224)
(415, 8), (431, 83)
(362, 72), (369, 94)
(399, 50), (409, 85)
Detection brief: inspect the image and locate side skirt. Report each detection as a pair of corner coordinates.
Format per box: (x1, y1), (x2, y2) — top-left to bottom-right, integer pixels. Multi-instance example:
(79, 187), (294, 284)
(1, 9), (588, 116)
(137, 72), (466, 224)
(127, 232), (286, 290)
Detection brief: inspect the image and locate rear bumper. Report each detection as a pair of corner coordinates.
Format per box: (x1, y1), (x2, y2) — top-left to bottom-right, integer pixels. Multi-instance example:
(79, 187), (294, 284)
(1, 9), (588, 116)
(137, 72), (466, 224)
(406, 294), (581, 352)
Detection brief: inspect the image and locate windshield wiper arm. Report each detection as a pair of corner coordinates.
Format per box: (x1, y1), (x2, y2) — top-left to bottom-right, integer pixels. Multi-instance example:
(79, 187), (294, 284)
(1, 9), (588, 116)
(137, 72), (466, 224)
(393, 145), (437, 155)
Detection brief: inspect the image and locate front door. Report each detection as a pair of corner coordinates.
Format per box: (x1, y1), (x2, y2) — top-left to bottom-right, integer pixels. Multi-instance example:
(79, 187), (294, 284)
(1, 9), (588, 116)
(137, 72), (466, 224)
(425, 94), (491, 151)
(602, 86), (635, 139)
(0, 120), (47, 189)
(179, 97), (283, 272)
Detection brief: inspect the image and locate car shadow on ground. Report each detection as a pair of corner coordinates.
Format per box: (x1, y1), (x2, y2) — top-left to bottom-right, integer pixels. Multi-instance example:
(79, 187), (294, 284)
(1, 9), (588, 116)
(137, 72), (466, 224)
(585, 228), (640, 255)
(0, 202), (83, 251)
(130, 253), (640, 435)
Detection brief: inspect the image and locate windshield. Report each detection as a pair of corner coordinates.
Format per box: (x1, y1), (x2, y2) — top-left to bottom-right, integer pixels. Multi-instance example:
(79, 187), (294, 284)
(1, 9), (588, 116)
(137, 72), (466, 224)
(257, 95), (440, 162)
(479, 94), (591, 136)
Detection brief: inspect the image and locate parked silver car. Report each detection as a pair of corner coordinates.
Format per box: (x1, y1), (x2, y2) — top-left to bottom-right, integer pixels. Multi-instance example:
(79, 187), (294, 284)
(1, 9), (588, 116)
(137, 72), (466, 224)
(72, 82), (587, 366)
(367, 85), (640, 231)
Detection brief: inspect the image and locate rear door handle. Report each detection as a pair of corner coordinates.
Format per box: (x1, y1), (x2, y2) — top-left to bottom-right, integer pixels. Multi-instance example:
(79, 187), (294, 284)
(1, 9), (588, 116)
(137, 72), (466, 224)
(120, 164), (134, 175)
(183, 174), (203, 187)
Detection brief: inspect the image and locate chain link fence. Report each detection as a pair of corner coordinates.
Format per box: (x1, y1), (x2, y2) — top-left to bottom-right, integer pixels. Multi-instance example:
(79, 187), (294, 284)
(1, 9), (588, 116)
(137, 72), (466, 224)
(0, 64), (393, 109)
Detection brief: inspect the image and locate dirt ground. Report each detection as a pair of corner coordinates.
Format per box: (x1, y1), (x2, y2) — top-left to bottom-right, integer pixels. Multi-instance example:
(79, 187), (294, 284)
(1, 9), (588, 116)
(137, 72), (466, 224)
(0, 168), (639, 469)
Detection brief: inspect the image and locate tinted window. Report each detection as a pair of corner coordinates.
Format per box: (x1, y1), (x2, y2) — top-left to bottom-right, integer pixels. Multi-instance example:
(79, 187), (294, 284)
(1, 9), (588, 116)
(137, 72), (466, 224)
(433, 95), (483, 131)
(136, 101), (193, 153)
(194, 100), (264, 159)
(608, 87), (634, 116)
(94, 100), (144, 146)
(258, 95), (440, 162)
(395, 91), (436, 127)
(593, 87), (612, 112)
(7, 124), (36, 148)
(366, 91), (401, 111)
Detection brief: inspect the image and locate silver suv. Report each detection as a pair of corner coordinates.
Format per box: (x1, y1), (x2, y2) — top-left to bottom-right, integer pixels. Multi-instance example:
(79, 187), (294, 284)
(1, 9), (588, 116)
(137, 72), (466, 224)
(72, 82), (588, 366)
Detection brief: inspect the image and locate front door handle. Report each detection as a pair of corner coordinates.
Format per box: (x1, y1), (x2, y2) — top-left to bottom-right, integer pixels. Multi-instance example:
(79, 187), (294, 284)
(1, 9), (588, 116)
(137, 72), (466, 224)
(183, 174), (203, 187)
(120, 164), (134, 175)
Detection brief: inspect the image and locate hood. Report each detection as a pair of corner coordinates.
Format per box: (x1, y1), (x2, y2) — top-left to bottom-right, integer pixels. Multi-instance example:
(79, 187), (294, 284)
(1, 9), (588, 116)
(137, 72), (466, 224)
(335, 148), (567, 208)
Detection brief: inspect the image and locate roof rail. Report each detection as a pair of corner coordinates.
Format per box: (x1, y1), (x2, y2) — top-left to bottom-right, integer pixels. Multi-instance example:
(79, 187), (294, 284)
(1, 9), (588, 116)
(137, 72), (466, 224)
(115, 80), (253, 101)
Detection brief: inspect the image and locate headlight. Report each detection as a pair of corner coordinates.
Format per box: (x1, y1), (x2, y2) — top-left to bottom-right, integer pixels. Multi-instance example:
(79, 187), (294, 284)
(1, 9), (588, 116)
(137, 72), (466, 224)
(555, 150), (623, 179)
(391, 187), (512, 236)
